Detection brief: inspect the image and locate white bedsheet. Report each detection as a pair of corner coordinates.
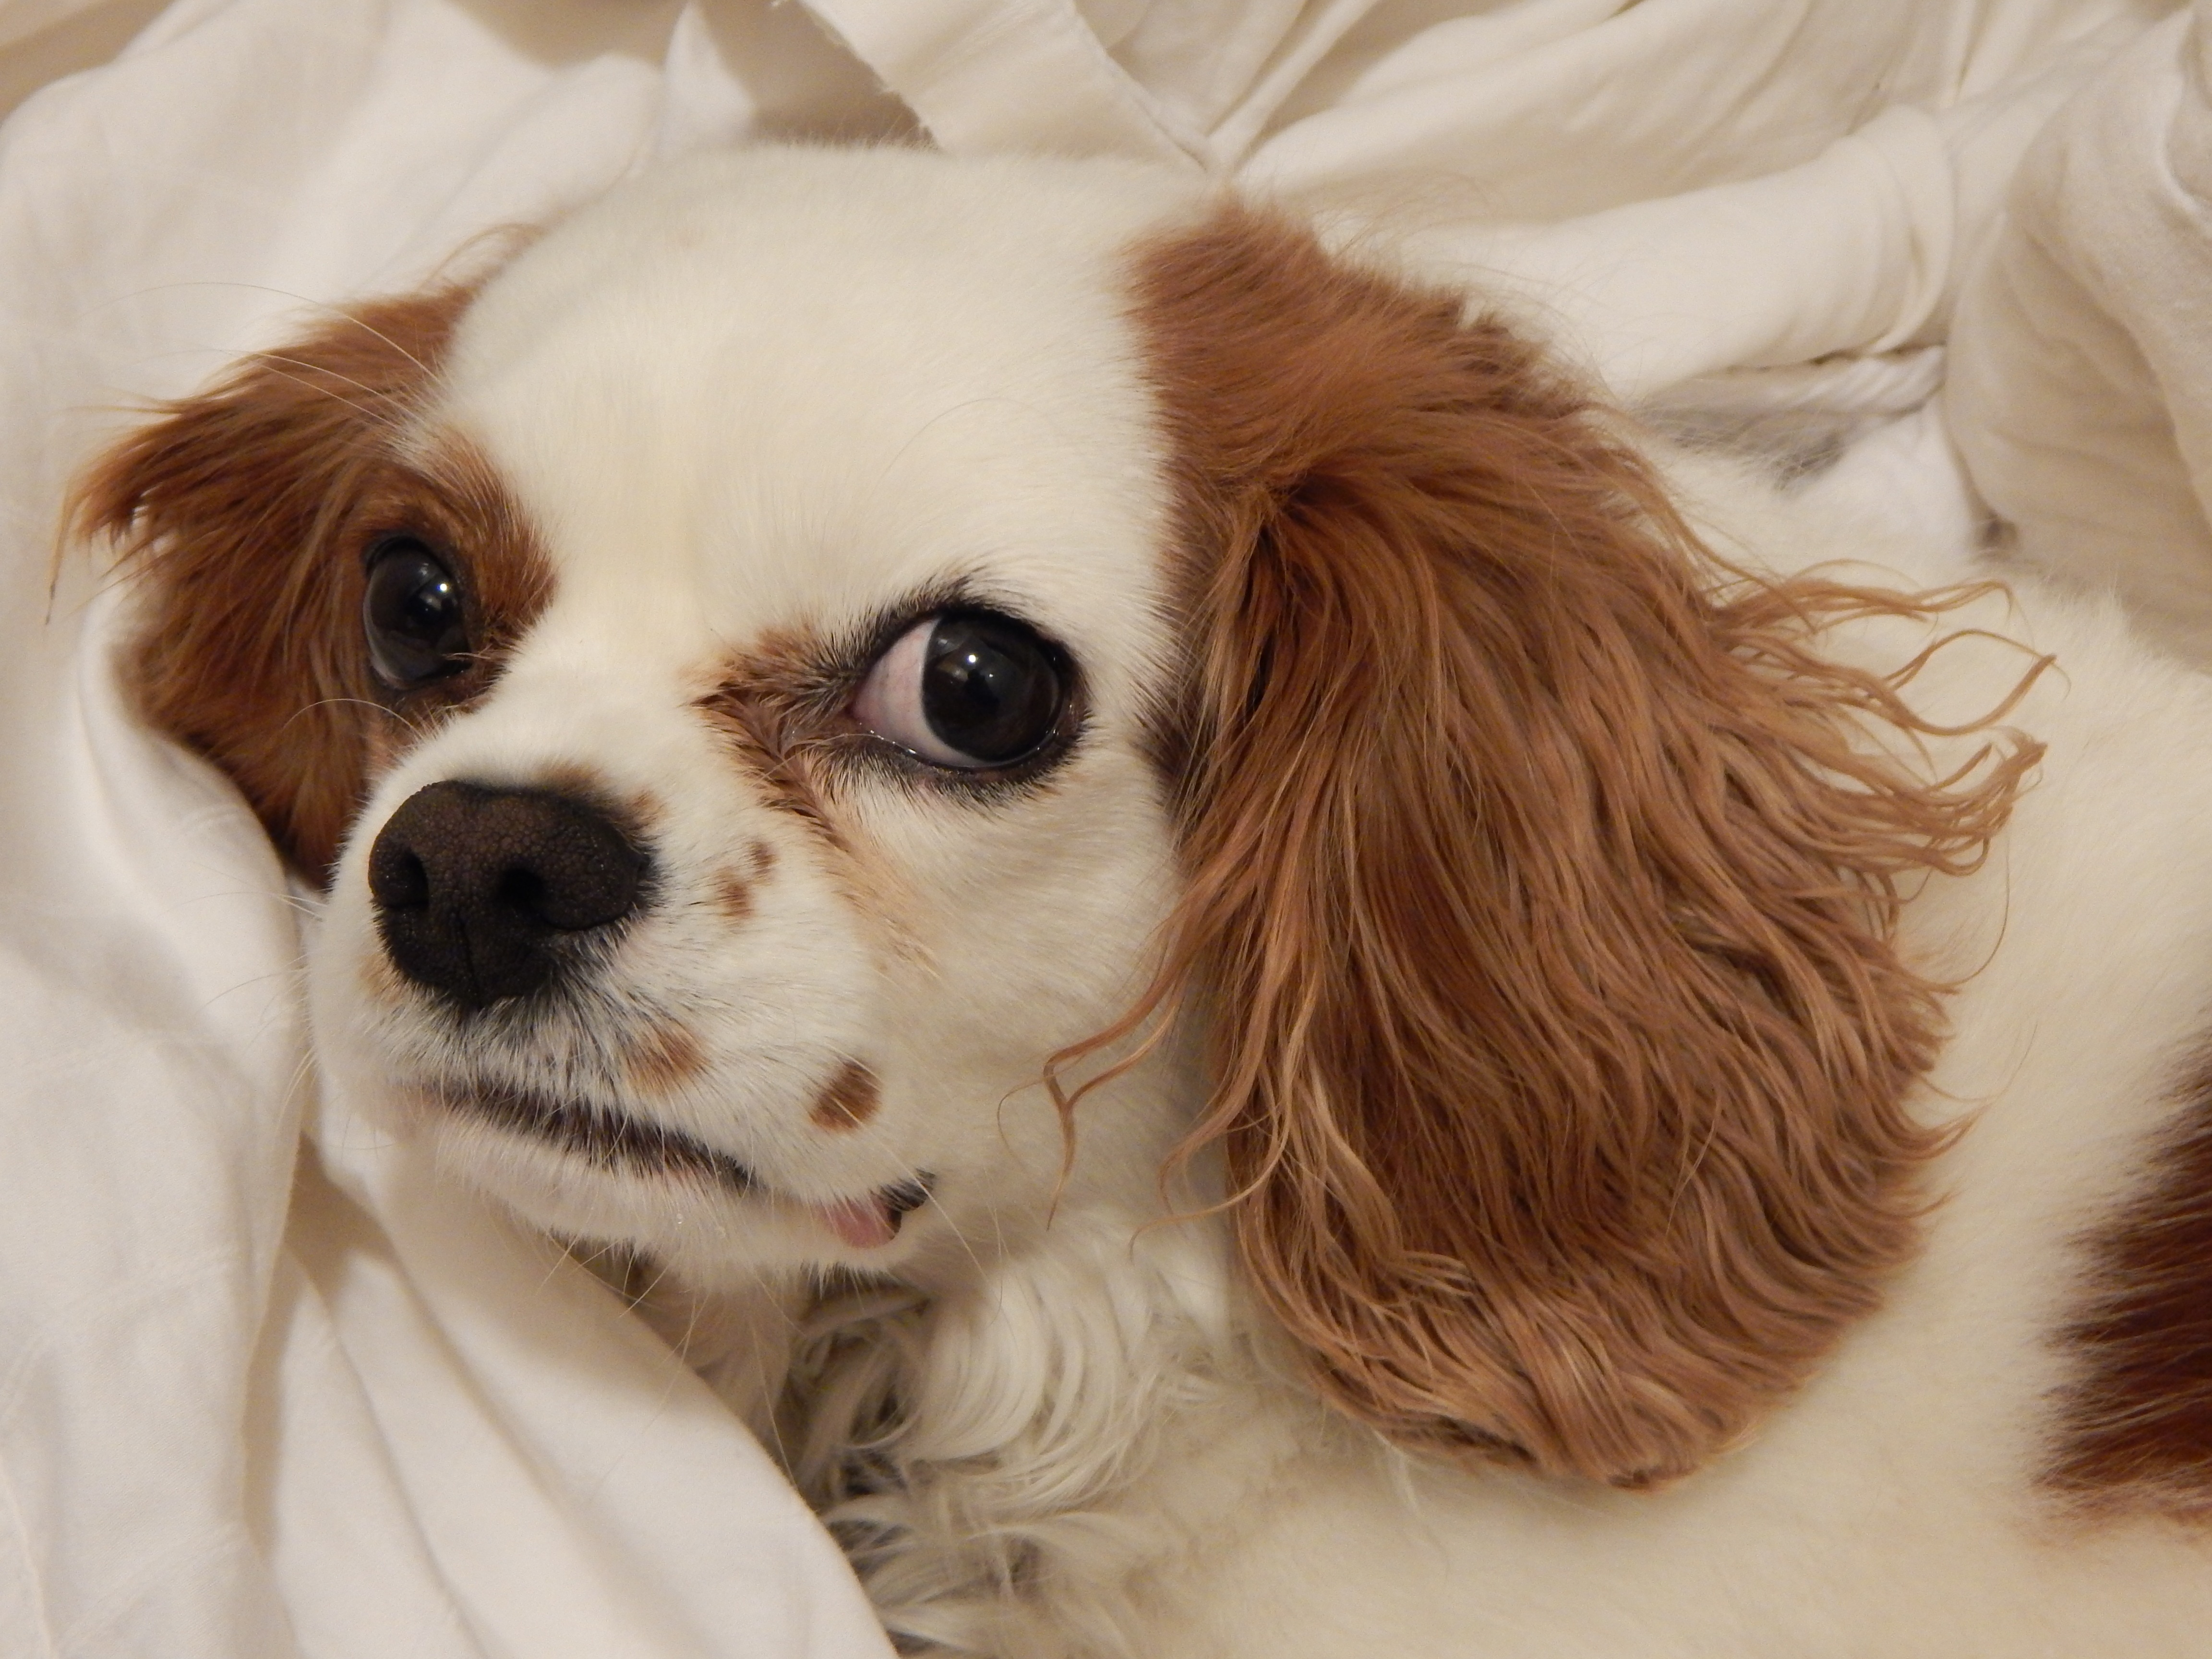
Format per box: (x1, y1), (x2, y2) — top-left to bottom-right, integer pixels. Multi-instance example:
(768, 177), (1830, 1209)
(1949, 0), (2212, 665)
(0, 2), (2182, 1655)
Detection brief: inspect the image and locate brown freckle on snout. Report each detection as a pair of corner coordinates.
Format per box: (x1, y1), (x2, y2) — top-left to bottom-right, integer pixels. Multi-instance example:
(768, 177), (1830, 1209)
(810, 1059), (879, 1133)
(748, 839), (776, 878)
(627, 1022), (707, 1094)
(709, 867), (755, 923)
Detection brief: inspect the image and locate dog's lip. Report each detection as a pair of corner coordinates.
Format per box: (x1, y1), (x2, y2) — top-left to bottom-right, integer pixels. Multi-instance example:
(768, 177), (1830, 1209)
(430, 1082), (932, 1246)
(444, 1079), (762, 1190)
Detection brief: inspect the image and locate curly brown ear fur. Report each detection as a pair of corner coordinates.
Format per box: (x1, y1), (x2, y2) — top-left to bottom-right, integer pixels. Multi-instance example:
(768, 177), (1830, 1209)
(72, 281), (546, 881)
(1117, 204), (2037, 1487)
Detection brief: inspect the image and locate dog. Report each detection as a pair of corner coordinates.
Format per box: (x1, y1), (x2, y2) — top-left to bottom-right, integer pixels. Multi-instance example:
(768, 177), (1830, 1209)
(77, 144), (2212, 1655)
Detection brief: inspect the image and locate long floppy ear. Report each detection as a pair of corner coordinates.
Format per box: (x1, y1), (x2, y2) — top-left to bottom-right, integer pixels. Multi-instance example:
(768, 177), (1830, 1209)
(1120, 204), (2037, 1487)
(73, 280), (528, 882)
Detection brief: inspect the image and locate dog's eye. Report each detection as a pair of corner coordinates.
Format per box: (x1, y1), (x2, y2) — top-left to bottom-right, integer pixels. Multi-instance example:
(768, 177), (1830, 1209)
(853, 611), (1070, 769)
(363, 536), (469, 689)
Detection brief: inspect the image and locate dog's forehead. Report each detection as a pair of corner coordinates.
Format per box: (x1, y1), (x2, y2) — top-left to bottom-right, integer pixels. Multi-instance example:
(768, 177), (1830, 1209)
(432, 149), (1205, 669)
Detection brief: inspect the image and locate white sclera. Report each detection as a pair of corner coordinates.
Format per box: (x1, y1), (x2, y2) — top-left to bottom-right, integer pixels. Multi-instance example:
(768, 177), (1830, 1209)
(851, 615), (986, 768)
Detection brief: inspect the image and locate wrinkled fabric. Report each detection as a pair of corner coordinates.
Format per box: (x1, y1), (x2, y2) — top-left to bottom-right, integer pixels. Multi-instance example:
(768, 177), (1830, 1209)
(1950, 0), (2212, 664)
(0, 2), (2181, 1655)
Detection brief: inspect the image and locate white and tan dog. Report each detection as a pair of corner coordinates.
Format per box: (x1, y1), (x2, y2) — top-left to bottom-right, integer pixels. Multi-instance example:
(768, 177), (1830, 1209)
(79, 146), (2212, 1655)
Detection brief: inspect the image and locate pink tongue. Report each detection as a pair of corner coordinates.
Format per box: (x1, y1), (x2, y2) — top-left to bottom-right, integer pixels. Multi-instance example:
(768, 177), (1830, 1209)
(814, 1195), (896, 1250)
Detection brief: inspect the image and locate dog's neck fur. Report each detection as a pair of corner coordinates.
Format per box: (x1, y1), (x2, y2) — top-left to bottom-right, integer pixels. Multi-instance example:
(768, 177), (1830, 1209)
(783, 1221), (1275, 1653)
(615, 1029), (1273, 1656)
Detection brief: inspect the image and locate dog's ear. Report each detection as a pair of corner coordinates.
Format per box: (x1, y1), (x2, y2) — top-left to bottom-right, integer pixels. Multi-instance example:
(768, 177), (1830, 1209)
(1121, 205), (2036, 1486)
(74, 283), (492, 883)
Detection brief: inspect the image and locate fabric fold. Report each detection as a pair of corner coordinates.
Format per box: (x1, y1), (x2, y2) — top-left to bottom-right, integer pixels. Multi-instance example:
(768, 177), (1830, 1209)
(1948, 4), (2212, 663)
(0, 1), (2199, 1654)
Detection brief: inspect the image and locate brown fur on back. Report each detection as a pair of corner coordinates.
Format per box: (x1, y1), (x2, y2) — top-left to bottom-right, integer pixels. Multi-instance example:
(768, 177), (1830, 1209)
(72, 284), (548, 881)
(1109, 204), (2038, 1486)
(2048, 1054), (2212, 1513)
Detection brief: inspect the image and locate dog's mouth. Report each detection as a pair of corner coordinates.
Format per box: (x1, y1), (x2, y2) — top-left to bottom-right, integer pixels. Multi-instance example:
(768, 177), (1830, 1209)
(435, 1082), (932, 1248)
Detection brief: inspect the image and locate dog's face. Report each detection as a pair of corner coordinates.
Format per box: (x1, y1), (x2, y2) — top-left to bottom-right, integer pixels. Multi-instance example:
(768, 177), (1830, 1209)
(134, 152), (1207, 1280)
(83, 147), (2027, 1487)
(306, 155), (1200, 1281)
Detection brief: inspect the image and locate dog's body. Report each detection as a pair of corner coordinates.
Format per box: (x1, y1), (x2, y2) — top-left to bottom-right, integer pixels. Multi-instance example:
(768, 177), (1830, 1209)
(80, 146), (2212, 1655)
(776, 546), (2212, 1658)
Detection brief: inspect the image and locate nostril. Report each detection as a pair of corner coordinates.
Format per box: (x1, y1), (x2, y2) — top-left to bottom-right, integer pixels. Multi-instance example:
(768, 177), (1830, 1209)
(517, 837), (641, 932)
(494, 863), (549, 919)
(369, 846), (431, 911)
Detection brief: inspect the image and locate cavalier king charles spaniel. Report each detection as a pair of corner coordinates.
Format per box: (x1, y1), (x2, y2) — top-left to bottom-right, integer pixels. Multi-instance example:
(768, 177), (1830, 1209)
(77, 146), (2212, 1655)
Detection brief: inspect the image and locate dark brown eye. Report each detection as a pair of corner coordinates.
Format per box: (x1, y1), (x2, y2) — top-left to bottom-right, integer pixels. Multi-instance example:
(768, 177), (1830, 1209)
(853, 610), (1070, 769)
(363, 536), (469, 689)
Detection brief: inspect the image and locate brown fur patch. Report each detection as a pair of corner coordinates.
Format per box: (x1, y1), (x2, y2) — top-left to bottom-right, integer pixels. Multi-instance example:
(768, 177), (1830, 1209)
(73, 277), (550, 881)
(810, 1059), (880, 1132)
(2047, 1055), (2212, 1514)
(709, 867), (756, 924)
(704, 838), (777, 926)
(1066, 202), (2040, 1487)
(693, 638), (925, 959)
(692, 630), (851, 853)
(626, 1021), (708, 1094)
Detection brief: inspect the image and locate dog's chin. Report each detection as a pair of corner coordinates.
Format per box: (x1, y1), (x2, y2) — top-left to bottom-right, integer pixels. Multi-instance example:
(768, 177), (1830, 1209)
(408, 1087), (936, 1283)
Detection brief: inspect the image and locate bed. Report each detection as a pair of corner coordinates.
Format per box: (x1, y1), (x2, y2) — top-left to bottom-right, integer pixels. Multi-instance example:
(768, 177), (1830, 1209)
(0, 2), (2193, 1654)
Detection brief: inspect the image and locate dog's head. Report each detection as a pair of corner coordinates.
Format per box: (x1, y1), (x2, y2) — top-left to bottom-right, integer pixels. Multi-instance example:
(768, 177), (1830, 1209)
(79, 147), (2027, 1486)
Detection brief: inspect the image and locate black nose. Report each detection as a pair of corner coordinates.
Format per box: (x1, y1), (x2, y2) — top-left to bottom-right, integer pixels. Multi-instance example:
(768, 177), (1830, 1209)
(367, 781), (647, 1010)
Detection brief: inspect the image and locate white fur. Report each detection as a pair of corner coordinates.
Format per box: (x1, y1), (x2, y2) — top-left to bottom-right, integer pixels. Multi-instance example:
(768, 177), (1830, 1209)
(305, 148), (2212, 1655)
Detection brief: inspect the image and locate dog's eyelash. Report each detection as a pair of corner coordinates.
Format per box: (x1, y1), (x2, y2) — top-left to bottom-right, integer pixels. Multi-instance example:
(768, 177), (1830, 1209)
(827, 711), (1091, 803)
(715, 579), (1088, 802)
